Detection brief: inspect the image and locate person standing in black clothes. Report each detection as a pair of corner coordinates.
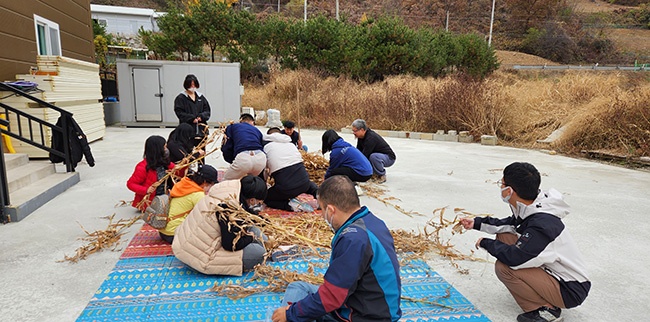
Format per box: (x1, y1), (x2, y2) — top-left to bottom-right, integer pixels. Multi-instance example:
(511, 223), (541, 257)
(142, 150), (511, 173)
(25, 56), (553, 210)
(351, 119), (396, 183)
(174, 74), (211, 145)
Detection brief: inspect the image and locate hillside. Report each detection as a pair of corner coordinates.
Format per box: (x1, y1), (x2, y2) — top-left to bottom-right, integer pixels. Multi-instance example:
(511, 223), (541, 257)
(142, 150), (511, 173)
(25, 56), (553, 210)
(93, 0), (649, 65)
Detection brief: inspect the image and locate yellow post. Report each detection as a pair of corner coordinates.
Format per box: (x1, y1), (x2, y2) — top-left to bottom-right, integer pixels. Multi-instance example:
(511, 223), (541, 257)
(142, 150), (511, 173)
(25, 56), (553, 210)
(0, 113), (15, 153)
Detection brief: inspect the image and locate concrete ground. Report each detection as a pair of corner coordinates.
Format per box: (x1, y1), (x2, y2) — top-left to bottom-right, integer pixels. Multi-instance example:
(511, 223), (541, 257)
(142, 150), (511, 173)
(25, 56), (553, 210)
(1, 126), (649, 322)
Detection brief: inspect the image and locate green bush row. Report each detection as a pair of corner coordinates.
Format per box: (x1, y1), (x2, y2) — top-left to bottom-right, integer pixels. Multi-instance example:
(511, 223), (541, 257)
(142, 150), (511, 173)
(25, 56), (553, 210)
(141, 0), (499, 80)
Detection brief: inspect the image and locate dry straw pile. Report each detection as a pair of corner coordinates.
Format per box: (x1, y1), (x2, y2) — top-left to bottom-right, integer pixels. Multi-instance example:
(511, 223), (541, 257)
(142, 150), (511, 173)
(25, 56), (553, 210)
(243, 69), (650, 157)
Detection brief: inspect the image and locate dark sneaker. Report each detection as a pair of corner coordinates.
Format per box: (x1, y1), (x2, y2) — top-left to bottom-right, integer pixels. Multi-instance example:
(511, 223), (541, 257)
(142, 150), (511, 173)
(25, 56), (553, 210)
(517, 308), (563, 322)
(543, 306), (562, 319)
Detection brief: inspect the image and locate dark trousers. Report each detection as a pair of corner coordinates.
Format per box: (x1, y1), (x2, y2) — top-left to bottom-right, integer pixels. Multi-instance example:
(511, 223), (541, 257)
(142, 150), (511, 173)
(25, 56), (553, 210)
(159, 232), (174, 244)
(327, 167), (372, 183)
(265, 181), (318, 211)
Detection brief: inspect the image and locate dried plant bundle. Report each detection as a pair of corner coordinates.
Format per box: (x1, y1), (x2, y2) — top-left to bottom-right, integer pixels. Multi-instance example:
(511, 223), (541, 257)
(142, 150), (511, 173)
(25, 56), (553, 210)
(211, 264), (324, 299)
(59, 214), (139, 263)
(300, 150), (329, 185)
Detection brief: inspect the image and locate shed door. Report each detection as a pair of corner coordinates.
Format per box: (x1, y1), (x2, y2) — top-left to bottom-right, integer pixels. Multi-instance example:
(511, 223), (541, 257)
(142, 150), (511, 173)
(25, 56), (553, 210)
(132, 68), (163, 122)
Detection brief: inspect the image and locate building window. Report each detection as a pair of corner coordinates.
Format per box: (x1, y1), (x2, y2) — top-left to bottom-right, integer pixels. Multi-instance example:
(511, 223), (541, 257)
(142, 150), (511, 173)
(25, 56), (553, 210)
(33, 14), (61, 56)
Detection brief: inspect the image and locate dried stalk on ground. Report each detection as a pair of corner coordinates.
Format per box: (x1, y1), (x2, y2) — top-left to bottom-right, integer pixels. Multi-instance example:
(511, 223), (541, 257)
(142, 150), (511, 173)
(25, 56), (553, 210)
(212, 198), (332, 255)
(211, 264), (324, 299)
(425, 207), (489, 274)
(59, 214), (139, 263)
(360, 182), (424, 218)
(401, 286), (453, 309)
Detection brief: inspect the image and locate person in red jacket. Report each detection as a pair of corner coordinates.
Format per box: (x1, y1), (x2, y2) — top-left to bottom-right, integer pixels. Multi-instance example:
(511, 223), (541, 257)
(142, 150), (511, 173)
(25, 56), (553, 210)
(127, 135), (175, 211)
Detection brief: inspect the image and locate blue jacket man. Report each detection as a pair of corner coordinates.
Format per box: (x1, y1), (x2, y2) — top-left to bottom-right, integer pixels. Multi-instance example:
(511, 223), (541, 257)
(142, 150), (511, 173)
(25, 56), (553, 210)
(221, 114), (266, 180)
(271, 175), (401, 322)
(321, 130), (372, 183)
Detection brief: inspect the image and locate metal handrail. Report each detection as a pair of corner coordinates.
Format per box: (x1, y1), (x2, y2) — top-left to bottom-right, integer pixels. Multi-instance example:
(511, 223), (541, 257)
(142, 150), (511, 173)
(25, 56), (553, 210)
(0, 118), (9, 223)
(0, 83), (73, 171)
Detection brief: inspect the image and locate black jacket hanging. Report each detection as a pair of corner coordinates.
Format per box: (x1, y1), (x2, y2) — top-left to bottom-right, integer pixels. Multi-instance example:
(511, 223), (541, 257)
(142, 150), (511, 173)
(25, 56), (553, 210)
(49, 114), (95, 170)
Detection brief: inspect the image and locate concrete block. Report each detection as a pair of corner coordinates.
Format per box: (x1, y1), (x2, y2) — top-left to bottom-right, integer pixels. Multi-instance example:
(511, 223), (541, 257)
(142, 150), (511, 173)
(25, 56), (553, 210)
(481, 135), (498, 146)
(409, 132), (422, 140)
(420, 133), (434, 140)
(445, 134), (459, 142)
(241, 106), (255, 117)
(436, 130), (445, 135)
(375, 130), (389, 137)
(398, 131), (408, 138)
(434, 133), (446, 141)
(387, 131), (400, 138)
(340, 127), (352, 134)
(459, 133), (474, 143)
(444, 130), (459, 142)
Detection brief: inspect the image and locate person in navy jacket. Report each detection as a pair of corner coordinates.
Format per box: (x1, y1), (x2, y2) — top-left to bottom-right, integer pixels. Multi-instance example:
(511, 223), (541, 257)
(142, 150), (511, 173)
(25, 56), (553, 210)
(321, 129), (372, 182)
(460, 162), (590, 322)
(221, 113), (266, 180)
(271, 175), (401, 322)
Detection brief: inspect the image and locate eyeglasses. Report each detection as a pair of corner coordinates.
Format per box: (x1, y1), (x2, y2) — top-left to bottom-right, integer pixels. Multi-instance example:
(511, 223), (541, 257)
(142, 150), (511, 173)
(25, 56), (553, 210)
(351, 128), (360, 133)
(496, 179), (506, 187)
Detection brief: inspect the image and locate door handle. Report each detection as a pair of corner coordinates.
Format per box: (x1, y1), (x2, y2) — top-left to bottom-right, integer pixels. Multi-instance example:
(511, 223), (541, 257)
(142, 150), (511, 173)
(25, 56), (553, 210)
(154, 93), (163, 97)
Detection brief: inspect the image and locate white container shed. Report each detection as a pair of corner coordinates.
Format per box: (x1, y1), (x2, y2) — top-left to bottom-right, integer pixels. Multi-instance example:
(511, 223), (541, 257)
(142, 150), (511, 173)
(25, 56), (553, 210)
(116, 59), (241, 127)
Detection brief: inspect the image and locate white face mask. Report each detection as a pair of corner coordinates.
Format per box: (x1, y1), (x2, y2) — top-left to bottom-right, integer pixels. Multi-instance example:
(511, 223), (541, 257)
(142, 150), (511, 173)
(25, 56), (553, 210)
(501, 186), (513, 203)
(323, 206), (335, 233)
(188, 87), (197, 93)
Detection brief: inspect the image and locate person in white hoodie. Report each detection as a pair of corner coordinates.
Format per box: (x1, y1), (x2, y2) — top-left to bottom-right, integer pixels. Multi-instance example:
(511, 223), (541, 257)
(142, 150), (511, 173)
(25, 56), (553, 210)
(263, 127), (318, 211)
(460, 162), (590, 322)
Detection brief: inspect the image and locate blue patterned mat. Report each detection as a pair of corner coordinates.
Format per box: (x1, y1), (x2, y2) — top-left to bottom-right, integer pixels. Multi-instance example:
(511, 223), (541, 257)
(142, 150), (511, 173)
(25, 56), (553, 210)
(78, 256), (490, 321)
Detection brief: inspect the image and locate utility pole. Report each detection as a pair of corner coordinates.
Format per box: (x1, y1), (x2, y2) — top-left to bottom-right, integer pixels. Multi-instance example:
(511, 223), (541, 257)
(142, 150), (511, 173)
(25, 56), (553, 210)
(445, 11), (449, 31)
(278, 0), (280, 13)
(488, 0), (496, 47)
(336, 0), (340, 21)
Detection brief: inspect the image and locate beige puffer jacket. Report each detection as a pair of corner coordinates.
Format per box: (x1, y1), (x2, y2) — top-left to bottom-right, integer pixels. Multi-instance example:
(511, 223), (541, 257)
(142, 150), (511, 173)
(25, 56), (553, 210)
(172, 180), (244, 276)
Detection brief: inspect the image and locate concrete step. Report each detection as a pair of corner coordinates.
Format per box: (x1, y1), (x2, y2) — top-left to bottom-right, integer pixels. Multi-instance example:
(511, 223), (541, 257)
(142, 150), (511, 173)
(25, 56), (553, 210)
(3, 153), (29, 171)
(5, 171), (80, 222)
(6, 161), (56, 194)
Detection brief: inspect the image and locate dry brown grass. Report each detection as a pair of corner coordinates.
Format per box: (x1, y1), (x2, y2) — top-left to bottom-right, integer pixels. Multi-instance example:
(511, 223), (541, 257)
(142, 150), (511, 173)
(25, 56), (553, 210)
(243, 69), (650, 156)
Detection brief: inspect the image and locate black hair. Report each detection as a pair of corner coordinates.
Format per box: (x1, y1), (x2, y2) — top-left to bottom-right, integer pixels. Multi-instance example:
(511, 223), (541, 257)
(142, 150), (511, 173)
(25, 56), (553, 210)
(189, 164), (219, 185)
(317, 175), (360, 212)
(183, 74), (200, 90)
(144, 135), (168, 171)
(168, 123), (195, 151)
(240, 113), (254, 123)
(503, 162), (541, 201)
(282, 120), (295, 129)
(321, 129), (341, 154)
(240, 175), (267, 201)
(267, 127), (281, 134)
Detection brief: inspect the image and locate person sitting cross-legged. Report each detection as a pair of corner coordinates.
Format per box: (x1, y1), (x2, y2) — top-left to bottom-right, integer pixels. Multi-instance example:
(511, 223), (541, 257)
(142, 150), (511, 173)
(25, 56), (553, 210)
(172, 175), (269, 276)
(271, 175), (402, 322)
